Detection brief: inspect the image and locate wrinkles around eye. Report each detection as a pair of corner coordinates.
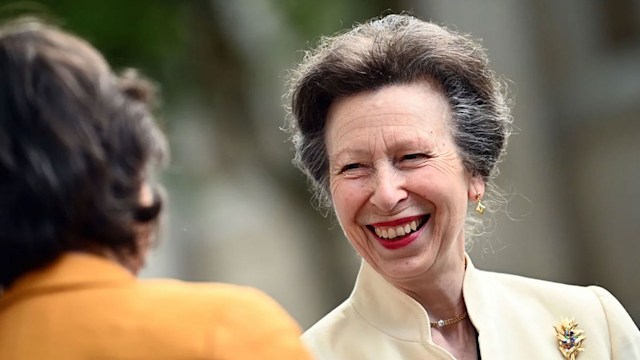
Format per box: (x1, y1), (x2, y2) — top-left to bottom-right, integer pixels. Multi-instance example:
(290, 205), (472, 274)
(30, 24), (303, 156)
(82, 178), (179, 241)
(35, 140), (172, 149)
(400, 153), (430, 161)
(395, 153), (432, 169)
(341, 163), (363, 173)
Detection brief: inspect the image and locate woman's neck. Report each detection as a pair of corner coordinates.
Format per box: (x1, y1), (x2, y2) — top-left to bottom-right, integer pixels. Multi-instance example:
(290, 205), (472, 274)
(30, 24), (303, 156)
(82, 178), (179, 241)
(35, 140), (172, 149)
(393, 254), (478, 359)
(80, 247), (143, 276)
(395, 254), (467, 322)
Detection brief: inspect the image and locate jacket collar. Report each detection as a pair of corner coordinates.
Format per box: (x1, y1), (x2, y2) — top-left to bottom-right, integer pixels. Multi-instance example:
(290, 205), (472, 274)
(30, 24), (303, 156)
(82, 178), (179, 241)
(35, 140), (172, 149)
(0, 252), (134, 310)
(349, 254), (491, 344)
(461, 255), (493, 353)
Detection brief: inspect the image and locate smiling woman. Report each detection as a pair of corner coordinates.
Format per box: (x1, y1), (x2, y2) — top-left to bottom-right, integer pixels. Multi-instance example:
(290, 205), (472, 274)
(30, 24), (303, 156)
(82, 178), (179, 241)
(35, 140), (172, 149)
(284, 13), (640, 360)
(326, 82), (479, 287)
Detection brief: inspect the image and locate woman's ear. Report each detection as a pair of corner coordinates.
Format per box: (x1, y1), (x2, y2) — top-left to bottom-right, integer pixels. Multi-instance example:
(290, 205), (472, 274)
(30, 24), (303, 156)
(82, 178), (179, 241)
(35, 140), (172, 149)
(467, 174), (486, 201)
(134, 182), (162, 223)
(127, 181), (159, 275)
(139, 182), (154, 207)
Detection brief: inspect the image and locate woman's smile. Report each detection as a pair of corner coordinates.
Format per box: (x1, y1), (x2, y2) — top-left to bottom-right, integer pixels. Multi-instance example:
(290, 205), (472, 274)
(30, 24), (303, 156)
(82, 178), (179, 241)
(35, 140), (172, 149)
(366, 215), (430, 249)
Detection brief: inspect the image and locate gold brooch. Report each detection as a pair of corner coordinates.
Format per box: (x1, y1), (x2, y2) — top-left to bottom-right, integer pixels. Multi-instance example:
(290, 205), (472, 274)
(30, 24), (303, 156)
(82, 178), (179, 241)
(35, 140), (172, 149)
(554, 318), (586, 360)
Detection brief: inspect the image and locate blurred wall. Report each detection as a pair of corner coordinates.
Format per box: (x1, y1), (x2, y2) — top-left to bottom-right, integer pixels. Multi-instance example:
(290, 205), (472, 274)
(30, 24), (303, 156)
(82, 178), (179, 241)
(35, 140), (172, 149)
(5, 0), (638, 329)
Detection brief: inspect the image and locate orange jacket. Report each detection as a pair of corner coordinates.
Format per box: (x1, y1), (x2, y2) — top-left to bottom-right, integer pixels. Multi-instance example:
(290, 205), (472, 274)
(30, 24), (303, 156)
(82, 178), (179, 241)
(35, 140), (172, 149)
(0, 253), (312, 360)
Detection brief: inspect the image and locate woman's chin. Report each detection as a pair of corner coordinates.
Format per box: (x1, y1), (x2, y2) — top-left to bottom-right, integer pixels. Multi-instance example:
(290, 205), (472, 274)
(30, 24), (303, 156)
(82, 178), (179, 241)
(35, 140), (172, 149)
(372, 254), (435, 283)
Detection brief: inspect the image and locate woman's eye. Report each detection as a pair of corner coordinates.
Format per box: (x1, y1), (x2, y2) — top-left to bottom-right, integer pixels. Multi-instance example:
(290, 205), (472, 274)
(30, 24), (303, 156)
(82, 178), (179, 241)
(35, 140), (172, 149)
(340, 163), (362, 173)
(401, 153), (428, 161)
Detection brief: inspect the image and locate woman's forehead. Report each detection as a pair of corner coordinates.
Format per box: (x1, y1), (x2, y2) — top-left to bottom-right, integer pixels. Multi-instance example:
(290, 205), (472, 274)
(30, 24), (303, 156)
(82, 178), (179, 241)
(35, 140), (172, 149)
(325, 83), (452, 154)
(327, 82), (449, 125)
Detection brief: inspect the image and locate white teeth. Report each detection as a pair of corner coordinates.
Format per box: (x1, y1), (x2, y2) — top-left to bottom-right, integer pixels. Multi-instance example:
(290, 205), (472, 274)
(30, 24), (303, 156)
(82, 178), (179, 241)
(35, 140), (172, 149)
(373, 218), (423, 240)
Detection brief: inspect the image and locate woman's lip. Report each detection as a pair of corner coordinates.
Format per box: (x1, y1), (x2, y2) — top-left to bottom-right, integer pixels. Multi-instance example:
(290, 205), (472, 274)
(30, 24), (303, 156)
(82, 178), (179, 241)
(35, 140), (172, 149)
(376, 225), (424, 250)
(369, 215), (425, 227)
(367, 214), (430, 250)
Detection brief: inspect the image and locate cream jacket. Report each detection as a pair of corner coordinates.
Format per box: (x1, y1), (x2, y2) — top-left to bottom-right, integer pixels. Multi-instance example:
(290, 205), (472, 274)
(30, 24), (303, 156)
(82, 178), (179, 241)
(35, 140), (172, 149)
(303, 256), (640, 359)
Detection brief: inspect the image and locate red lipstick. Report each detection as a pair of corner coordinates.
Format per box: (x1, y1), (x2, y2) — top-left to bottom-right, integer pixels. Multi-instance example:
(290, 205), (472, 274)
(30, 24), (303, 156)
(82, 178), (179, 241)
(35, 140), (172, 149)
(369, 215), (428, 250)
(377, 229), (421, 249)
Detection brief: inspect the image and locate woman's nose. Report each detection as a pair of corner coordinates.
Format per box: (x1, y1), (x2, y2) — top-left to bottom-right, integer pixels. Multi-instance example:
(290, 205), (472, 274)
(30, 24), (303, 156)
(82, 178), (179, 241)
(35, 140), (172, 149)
(369, 167), (408, 212)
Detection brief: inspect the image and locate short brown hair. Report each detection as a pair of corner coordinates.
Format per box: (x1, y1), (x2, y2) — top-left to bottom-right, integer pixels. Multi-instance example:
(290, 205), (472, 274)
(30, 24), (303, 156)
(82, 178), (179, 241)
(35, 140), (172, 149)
(0, 18), (168, 288)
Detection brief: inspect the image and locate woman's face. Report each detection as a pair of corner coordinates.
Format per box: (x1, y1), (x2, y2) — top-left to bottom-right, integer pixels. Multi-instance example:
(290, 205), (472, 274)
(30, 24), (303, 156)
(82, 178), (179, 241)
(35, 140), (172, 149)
(326, 82), (484, 284)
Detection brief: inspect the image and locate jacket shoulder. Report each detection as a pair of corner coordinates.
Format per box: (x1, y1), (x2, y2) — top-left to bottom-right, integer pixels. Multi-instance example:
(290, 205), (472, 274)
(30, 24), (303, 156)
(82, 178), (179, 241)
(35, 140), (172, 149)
(136, 280), (301, 330)
(138, 279), (272, 304)
(146, 281), (313, 360)
(478, 269), (595, 302)
(474, 269), (640, 358)
(101, 280), (311, 358)
(0, 267), (311, 359)
(589, 286), (640, 358)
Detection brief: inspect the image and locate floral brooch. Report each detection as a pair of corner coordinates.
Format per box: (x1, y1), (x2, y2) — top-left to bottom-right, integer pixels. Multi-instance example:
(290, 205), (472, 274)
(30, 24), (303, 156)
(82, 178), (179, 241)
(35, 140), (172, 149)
(554, 318), (586, 360)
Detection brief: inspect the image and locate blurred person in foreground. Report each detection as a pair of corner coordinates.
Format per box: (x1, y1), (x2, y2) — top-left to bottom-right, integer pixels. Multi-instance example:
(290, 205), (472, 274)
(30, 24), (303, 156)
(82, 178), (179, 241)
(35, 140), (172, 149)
(285, 13), (640, 360)
(0, 17), (311, 360)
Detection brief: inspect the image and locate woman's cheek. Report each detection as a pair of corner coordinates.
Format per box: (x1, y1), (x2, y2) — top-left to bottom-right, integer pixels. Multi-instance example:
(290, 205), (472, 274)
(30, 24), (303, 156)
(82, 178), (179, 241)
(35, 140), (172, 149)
(330, 176), (352, 205)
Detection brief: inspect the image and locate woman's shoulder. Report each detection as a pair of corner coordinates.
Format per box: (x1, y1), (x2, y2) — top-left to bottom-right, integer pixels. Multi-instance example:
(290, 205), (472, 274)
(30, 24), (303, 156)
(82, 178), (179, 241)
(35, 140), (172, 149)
(475, 267), (597, 298)
(136, 279), (311, 358)
(474, 268), (638, 328)
(469, 267), (604, 323)
(473, 268), (616, 317)
(469, 269), (640, 358)
(492, 271), (633, 317)
(123, 279), (301, 334)
(137, 279), (291, 317)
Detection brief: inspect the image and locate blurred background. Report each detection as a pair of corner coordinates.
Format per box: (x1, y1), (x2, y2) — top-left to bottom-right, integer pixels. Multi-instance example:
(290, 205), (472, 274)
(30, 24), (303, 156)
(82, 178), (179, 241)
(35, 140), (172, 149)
(2, 0), (638, 329)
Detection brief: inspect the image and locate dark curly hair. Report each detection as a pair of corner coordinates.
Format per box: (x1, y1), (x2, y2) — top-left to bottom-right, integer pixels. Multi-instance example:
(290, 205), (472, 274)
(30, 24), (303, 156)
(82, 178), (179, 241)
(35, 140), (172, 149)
(285, 14), (512, 237)
(0, 18), (168, 288)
